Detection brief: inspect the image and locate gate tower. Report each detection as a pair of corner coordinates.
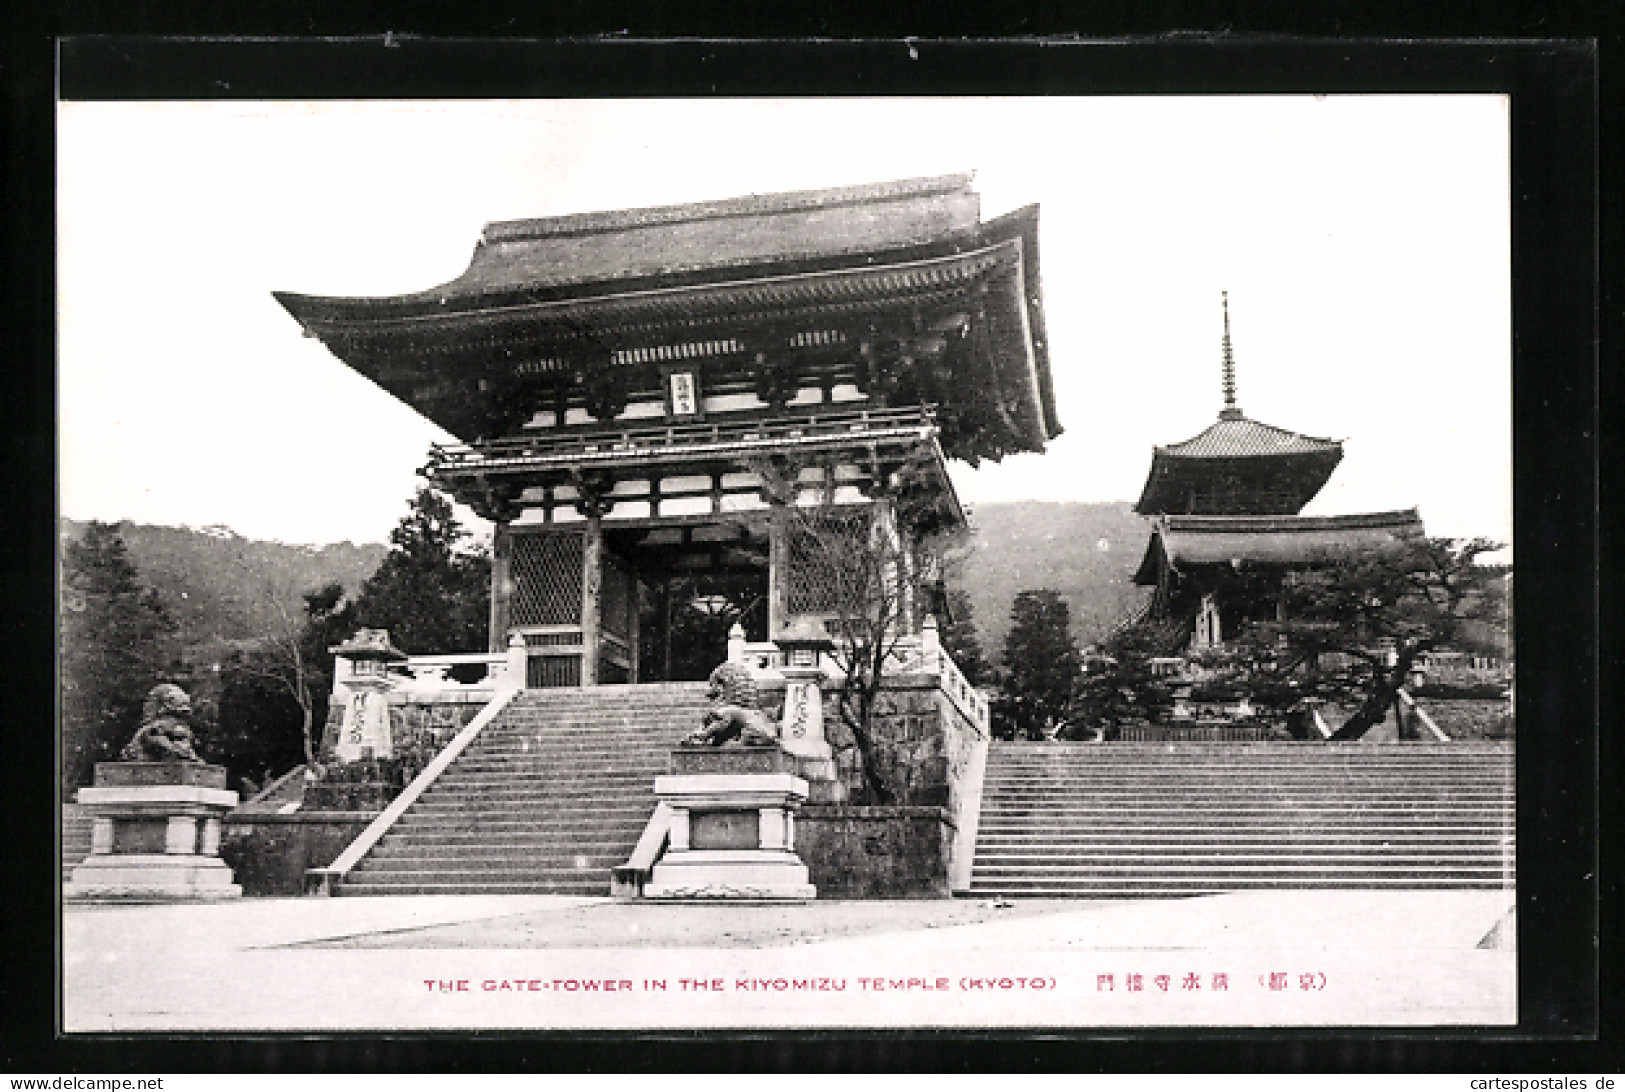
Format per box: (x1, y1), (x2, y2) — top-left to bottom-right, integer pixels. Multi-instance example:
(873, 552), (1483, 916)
(277, 174), (1060, 685)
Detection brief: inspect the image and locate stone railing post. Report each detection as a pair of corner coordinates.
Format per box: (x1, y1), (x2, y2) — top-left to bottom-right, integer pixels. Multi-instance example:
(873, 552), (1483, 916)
(506, 631), (528, 687)
(920, 613), (942, 665)
(728, 622), (747, 664)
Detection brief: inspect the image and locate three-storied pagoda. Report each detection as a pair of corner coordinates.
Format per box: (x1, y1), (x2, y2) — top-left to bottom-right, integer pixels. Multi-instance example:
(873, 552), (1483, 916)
(1129, 293), (1424, 651)
(277, 175), (1059, 686)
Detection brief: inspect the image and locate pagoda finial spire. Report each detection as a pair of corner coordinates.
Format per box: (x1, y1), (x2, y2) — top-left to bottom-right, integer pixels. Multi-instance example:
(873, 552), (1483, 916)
(1219, 290), (1241, 419)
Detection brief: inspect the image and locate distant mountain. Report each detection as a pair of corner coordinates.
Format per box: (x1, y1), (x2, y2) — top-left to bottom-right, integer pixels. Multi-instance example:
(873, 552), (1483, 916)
(60, 502), (1146, 673)
(952, 501), (1152, 658)
(59, 519), (387, 667)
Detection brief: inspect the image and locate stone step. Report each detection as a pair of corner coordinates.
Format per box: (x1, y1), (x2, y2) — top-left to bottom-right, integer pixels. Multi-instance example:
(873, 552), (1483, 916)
(362, 838), (633, 853)
(61, 804), (96, 882)
(961, 878), (1510, 896)
(978, 805), (1514, 816)
(983, 794), (1514, 803)
(973, 848), (1510, 864)
(331, 685), (721, 897)
(970, 742), (1515, 896)
(359, 851), (630, 864)
(971, 864), (1510, 881)
(981, 772), (1513, 783)
(344, 867), (621, 885)
(420, 778), (660, 794)
(383, 817), (650, 835)
(335, 881), (609, 896)
(366, 840), (635, 857)
(359, 858), (630, 877)
(976, 831), (1513, 844)
(986, 760), (1511, 770)
(397, 806), (653, 822)
(432, 765), (667, 778)
(975, 767), (1508, 776)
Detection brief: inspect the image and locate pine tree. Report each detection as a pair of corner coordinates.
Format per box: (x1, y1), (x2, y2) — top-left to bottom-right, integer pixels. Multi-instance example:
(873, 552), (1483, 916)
(349, 488), (490, 656)
(60, 522), (180, 789)
(1234, 536), (1508, 740)
(939, 588), (992, 686)
(996, 589), (1084, 739)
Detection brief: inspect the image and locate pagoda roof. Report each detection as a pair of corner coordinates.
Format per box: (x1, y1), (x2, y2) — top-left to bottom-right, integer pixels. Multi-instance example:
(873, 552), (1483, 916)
(1133, 411), (1345, 516)
(274, 175), (1060, 459)
(1132, 509), (1426, 585)
(1158, 412), (1342, 460)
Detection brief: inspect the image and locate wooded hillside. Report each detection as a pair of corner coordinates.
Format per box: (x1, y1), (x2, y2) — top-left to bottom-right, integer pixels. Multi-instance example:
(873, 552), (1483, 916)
(60, 500), (1152, 672)
(951, 500), (1151, 655)
(59, 519), (386, 667)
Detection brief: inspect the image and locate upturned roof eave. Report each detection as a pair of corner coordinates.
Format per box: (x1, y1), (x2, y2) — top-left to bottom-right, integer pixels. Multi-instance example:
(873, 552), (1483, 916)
(273, 221), (1000, 329)
(1132, 444), (1346, 516)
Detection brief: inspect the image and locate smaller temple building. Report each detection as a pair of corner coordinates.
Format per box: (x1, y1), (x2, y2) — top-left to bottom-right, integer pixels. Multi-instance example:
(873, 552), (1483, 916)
(1127, 293), (1425, 654)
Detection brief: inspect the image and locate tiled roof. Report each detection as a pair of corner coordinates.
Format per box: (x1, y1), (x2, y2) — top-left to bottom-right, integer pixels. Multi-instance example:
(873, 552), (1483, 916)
(371, 174), (984, 302)
(1158, 413), (1342, 459)
(1132, 509), (1426, 584)
(274, 178), (1059, 458)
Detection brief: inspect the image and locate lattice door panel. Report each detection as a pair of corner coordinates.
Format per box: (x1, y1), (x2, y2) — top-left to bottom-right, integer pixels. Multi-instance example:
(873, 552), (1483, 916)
(527, 654), (581, 688)
(787, 511), (871, 615)
(511, 529), (584, 626)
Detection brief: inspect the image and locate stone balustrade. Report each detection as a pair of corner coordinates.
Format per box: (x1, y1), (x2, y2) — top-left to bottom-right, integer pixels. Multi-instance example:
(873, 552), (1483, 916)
(727, 617), (989, 738)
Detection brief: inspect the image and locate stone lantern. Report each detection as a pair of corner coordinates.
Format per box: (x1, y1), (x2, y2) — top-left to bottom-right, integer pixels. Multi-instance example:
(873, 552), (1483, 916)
(328, 629), (408, 762)
(774, 618), (837, 782)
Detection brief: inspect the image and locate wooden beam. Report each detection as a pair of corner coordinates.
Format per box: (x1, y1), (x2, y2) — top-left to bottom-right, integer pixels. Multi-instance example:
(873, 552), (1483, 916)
(488, 521), (513, 654)
(581, 511), (603, 686)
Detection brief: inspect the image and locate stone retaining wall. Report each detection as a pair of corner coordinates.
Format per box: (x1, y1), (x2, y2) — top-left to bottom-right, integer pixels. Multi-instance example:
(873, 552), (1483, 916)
(797, 805), (955, 898)
(220, 811), (378, 896)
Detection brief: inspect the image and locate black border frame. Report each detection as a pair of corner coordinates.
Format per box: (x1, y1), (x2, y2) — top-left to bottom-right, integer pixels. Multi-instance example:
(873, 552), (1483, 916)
(4, 27), (1608, 1075)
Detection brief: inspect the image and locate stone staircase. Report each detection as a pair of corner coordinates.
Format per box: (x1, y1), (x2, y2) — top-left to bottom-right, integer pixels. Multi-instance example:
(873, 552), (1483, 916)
(62, 802), (95, 883)
(968, 741), (1515, 898)
(336, 683), (710, 897)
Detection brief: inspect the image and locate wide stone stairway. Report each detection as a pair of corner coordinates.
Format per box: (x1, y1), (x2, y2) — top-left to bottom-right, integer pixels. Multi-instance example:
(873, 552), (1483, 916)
(62, 802), (95, 883)
(336, 683), (710, 896)
(968, 741), (1515, 898)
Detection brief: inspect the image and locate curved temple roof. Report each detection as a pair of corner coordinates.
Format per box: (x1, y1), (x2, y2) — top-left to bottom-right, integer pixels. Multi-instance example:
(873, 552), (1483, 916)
(274, 175), (1061, 459)
(1134, 413), (1345, 516)
(1132, 509), (1427, 585)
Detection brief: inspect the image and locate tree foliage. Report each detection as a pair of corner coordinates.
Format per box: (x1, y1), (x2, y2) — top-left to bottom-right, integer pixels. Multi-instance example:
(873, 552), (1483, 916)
(60, 522), (181, 789)
(1069, 622), (1177, 735)
(995, 589), (1085, 740)
(347, 487), (491, 657)
(201, 489), (489, 787)
(1239, 537), (1508, 739)
(1064, 538), (1508, 741)
(785, 495), (960, 805)
(939, 588), (992, 687)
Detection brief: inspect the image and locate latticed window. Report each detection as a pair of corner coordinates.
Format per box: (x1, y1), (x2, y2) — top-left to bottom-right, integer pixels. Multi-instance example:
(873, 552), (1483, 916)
(511, 530), (584, 626)
(788, 511), (872, 614)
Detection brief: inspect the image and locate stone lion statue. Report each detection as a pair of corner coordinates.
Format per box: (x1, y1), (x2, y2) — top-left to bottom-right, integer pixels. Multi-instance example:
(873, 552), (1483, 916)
(120, 683), (203, 762)
(682, 662), (778, 747)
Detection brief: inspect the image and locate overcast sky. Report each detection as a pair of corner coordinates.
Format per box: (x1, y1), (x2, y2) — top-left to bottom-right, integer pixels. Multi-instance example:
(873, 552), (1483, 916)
(58, 97), (1511, 550)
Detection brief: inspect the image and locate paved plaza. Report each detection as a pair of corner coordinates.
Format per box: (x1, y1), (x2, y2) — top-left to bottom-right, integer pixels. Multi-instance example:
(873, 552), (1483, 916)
(62, 890), (1516, 1030)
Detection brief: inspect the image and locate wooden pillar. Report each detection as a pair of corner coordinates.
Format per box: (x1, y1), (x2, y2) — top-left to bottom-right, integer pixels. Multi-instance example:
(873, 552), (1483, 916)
(767, 501), (790, 638)
(627, 576), (642, 683)
(488, 521), (513, 653)
(581, 515), (603, 686)
(662, 577), (675, 682)
(897, 521), (916, 637)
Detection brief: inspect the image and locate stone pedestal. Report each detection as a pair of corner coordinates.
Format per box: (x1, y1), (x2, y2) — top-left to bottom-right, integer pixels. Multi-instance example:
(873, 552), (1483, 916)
(644, 747), (816, 900)
(778, 666), (838, 776)
(67, 763), (241, 901)
(333, 679), (394, 763)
